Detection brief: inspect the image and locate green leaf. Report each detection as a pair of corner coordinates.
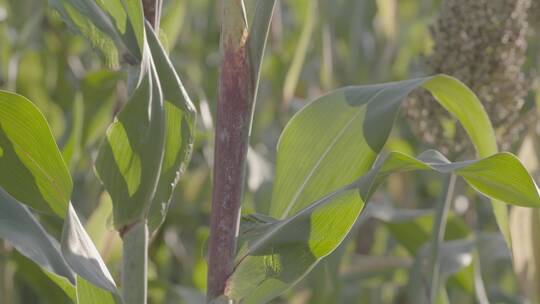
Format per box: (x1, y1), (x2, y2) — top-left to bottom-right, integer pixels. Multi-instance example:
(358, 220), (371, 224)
(0, 188), (75, 283)
(145, 23), (196, 232)
(230, 186), (362, 303)
(80, 70), (121, 147)
(49, 0), (143, 65)
(358, 150), (540, 209)
(61, 204), (118, 294)
(270, 75), (496, 220)
(0, 90), (72, 217)
(95, 57), (165, 229)
(76, 276), (119, 304)
(228, 75), (515, 303)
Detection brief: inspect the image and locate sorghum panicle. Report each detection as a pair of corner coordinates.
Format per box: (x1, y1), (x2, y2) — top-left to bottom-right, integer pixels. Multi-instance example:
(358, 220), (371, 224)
(404, 0), (534, 155)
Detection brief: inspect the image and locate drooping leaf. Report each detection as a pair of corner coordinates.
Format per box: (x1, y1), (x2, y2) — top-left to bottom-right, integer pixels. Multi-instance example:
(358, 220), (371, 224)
(358, 150), (540, 209)
(269, 75), (495, 220)
(230, 149), (539, 302)
(61, 204), (118, 293)
(228, 75), (518, 303)
(95, 54), (165, 229)
(0, 90), (72, 217)
(0, 188), (75, 283)
(145, 24), (196, 232)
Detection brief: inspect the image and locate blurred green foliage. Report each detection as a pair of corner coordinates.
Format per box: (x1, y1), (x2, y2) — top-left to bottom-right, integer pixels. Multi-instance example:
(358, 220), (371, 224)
(0, 0), (539, 303)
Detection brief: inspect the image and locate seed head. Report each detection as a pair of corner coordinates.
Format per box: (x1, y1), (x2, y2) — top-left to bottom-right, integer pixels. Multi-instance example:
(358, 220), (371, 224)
(404, 0), (534, 156)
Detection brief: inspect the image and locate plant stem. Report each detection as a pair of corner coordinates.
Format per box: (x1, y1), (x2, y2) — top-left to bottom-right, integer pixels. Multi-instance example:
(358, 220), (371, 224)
(206, 0), (276, 300)
(207, 0), (251, 300)
(429, 174), (457, 303)
(142, 0), (157, 27)
(122, 221), (148, 304)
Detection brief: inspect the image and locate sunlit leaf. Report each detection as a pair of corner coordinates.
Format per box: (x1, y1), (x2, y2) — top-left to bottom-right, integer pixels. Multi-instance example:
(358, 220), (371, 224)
(145, 24), (196, 232)
(228, 75), (514, 303)
(95, 56), (165, 229)
(76, 276), (120, 304)
(0, 90), (72, 217)
(61, 204), (118, 293)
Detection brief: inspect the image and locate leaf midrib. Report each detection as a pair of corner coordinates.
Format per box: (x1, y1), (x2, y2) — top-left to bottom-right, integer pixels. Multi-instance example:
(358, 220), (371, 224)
(277, 88), (387, 219)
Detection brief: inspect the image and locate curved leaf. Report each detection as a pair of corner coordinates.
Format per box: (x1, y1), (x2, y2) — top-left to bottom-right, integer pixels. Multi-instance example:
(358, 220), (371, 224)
(0, 188), (75, 283)
(229, 149), (539, 302)
(0, 90), (72, 217)
(270, 75), (495, 220)
(228, 75), (509, 303)
(95, 53), (165, 229)
(145, 24), (196, 232)
(61, 204), (118, 293)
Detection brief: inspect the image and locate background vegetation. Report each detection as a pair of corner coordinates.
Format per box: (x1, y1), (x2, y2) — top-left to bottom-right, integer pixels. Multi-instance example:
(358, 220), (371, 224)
(1, 0), (540, 303)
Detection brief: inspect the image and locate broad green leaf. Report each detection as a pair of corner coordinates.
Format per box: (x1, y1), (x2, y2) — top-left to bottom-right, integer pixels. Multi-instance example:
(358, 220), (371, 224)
(358, 150), (540, 209)
(0, 90), (72, 217)
(95, 57), (165, 229)
(230, 186), (362, 303)
(145, 24), (196, 232)
(228, 74), (516, 303)
(229, 149), (539, 302)
(270, 75), (496, 220)
(0, 188), (75, 283)
(76, 276), (119, 304)
(61, 204), (118, 293)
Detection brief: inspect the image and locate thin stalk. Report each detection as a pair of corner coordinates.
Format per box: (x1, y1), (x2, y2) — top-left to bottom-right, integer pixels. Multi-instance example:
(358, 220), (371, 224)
(121, 221), (148, 304)
(142, 0), (158, 28)
(429, 174), (457, 303)
(207, 0), (276, 300)
(207, 0), (252, 300)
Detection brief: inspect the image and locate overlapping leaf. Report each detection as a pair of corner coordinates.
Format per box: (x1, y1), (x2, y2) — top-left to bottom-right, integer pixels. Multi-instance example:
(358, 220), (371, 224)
(95, 23), (195, 231)
(0, 90), (120, 302)
(95, 58), (165, 228)
(227, 75), (518, 303)
(145, 24), (196, 232)
(230, 149), (540, 302)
